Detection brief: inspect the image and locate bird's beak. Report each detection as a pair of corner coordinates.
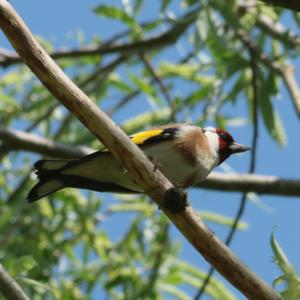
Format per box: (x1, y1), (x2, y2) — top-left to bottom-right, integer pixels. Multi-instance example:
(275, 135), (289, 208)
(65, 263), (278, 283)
(229, 142), (251, 153)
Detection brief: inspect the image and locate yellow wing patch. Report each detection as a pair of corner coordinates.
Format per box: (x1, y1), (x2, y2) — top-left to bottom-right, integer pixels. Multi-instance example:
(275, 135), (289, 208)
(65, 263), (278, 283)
(130, 129), (164, 145)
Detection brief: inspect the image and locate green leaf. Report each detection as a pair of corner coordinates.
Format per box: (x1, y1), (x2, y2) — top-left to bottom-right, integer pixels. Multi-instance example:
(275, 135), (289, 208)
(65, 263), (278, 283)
(108, 202), (154, 216)
(174, 259), (237, 300)
(271, 233), (296, 278)
(9, 256), (37, 276)
(121, 109), (171, 133)
(260, 98), (286, 146)
(215, 114), (226, 129)
(271, 232), (300, 299)
(184, 85), (213, 105)
(18, 277), (52, 295)
(93, 5), (137, 29)
(227, 71), (247, 103)
(199, 211), (248, 230)
(143, 19), (161, 32)
(0, 93), (20, 114)
(194, 11), (209, 45)
(159, 283), (191, 300)
(18, 256), (38, 271)
(108, 74), (133, 93)
(129, 73), (156, 98)
(159, 63), (216, 85)
(258, 74), (287, 146)
(133, 0), (143, 15)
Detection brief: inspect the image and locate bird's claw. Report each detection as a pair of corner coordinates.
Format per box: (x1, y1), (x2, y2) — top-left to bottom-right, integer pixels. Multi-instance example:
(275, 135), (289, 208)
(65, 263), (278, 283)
(163, 184), (189, 214)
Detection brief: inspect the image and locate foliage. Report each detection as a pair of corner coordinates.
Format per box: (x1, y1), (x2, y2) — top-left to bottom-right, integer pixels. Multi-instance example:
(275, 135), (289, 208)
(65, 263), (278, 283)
(0, 0), (299, 299)
(271, 233), (300, 300)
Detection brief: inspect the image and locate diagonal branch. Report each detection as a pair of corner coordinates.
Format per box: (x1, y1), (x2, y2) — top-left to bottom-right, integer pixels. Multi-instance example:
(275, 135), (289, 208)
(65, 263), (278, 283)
(238, 3), (300, 48)
(0, 2), (281, 299)
(256, 15), (300, 48)
(0, 264), (30, 300)
(216, 0), (300, 118)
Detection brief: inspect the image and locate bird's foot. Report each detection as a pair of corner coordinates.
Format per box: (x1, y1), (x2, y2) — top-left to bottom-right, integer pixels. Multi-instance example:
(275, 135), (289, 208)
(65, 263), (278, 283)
(163, 184), (189, 214)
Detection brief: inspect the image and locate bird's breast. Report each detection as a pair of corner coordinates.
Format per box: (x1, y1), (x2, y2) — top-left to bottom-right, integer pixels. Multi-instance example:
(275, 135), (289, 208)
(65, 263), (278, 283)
(143, 141), (201, 187)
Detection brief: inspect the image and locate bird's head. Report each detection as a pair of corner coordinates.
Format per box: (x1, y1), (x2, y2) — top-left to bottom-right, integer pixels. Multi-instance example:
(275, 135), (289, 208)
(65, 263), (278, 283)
(203, 127), (250, 165)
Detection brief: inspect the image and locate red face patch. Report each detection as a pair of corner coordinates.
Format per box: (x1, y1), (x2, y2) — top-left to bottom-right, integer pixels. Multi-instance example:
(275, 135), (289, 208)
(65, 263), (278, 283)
(215, 129), (235, 164)
(215, 129), (234, 148)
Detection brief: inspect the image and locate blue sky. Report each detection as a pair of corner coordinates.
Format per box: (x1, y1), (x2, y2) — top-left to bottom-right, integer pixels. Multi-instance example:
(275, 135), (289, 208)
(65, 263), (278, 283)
(1, 1), (300, 299)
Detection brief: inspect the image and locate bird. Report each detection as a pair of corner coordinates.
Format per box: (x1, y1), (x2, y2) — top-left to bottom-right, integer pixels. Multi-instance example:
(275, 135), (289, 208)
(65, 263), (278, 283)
(27, 124), (250, 203)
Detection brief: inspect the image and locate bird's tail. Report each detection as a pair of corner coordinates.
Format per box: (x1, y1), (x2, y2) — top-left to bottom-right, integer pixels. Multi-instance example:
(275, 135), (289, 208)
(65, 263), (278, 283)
(27, 159), (73, 203)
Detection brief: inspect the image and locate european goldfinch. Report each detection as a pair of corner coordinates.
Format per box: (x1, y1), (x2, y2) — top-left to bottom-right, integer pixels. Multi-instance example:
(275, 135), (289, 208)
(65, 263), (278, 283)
(27, 124), (250, 202)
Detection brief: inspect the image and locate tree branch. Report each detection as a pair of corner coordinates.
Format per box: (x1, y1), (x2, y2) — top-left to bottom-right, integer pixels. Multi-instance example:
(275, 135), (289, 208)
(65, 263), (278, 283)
(107, 50), (195, 117)
(256, 15), (300, 48)
(0, 264), (30, 300)
(140, 53), (177, 122)
(238, 3), (300, 48)
(236, 29), (300, 118)
(201, 173), (300, 197)
(0, 2), (281, 299)
(0, 6), (199, 68)
(0, 127), (92, 158)
(1, 126), (300, 198)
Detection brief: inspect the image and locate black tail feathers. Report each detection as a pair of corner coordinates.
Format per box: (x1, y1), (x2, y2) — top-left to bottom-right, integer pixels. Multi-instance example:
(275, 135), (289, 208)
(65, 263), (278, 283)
(27, 159), (70, 203)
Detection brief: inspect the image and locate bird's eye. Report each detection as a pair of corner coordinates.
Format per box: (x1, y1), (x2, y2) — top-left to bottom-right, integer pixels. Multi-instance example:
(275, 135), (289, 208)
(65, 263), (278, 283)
(218, 132), (233, 143)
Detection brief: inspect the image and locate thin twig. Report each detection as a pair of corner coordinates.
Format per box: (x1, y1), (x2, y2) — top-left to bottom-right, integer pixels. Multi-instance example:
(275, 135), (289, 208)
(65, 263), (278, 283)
(0, 126), (92, 158)
(0, 18), (162, 67)
(194, 47), (259, 300)
(225, 47), (259, 242)
(106, 89), (140, 116)
(135, 222), (169, 298)
(2, 55), (128, 205)
(236, 29), (300, 118)
(4, 55), (128, 204)
(25, 103), (57, 132)
(80, 55), (127, 91)
(237, 3), (300, 48)
(0, 6), (200, 67)
(5, 53), (122, 202)
(53, 55), (129, 138)
(107, 50), (196, 117)
(25, 55), (127, 133)
(256, 15), (300, 49)
(140, 53), (177, 122)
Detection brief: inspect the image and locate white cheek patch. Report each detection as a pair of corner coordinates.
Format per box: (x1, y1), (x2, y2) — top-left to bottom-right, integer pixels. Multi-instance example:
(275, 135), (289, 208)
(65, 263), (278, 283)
(204, 131), (220, 167)
(204, 131), (219, 153)
(204, 126), (216, 132)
